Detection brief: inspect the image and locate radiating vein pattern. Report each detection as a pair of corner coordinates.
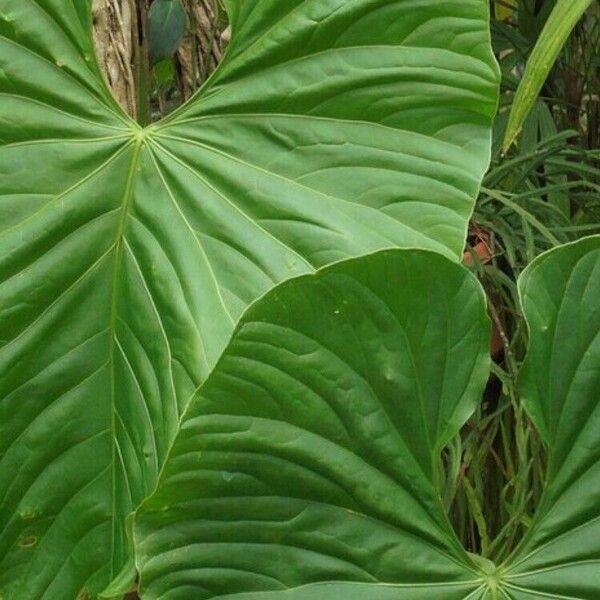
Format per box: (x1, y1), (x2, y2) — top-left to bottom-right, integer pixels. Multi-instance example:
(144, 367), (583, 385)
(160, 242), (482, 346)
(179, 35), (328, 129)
(0, 0), (498, 597)
(135, 251), (491, 600)
(158, 0), (500, 259)
(507, 237), (600, 600)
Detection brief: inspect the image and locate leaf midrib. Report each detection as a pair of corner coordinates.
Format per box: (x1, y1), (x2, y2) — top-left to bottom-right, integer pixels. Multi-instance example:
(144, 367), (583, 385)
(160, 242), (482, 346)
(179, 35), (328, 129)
(108, 133), (145, 578)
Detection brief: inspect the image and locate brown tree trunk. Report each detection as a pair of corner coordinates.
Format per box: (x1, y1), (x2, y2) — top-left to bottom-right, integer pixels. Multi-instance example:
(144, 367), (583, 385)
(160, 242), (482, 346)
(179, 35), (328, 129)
(93, 0), (137, 118)
(93, 0), (227, 120)
(177, 0), (227, 100)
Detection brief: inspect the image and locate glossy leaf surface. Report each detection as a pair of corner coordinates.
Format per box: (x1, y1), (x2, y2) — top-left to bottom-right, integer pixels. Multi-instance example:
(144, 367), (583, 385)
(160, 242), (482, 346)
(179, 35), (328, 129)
(504, 236), (600, 599)
(137, 238), (600, 600)
(0, 0), (498, 598)
(135, 249), (492, 599)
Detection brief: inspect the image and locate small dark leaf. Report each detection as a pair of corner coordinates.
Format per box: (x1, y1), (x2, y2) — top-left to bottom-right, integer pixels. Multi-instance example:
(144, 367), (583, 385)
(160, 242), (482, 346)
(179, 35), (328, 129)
(148, 0), (187, 65)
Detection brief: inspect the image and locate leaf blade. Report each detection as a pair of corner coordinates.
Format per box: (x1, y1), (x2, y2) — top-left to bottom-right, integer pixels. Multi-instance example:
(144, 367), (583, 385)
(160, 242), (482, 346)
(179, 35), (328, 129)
(504, 236), (600, 598)
(135, 249), (492, 599)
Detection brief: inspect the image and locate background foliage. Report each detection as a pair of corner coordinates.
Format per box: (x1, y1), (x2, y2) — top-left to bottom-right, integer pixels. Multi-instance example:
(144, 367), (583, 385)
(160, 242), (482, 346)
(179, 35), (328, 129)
(460, 0), (600, 560)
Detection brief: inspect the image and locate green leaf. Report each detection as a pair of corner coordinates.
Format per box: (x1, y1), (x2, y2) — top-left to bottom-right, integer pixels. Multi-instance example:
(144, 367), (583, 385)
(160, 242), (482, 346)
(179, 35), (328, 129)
(135, 237), (600, 600)
(148, 0), (187, 65)
(502, 236), (600, 598)
(154, 59), (176, 87)
(503, 0), (593, 151)
(0, 0), (498, 597)
(135, 249), (492, 600)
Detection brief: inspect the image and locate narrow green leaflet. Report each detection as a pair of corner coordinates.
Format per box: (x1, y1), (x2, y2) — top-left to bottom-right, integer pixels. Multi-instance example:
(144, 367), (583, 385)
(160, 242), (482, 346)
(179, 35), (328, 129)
(503, 0), (594, 151)
(0, 0), (498, 598)
(501, 236), (600, 599)
(135, 249), (492, 600)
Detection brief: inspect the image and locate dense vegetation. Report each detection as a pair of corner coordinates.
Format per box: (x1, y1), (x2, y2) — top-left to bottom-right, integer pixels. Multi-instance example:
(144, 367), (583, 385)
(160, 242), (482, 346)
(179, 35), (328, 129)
(0, 1), (598, 599)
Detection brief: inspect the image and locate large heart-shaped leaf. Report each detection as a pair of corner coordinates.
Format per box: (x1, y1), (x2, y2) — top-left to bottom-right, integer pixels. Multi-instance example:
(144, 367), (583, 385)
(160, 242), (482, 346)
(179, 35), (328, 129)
(501, 236), (600, 599)
(136, 238), (600, 600)
(0, 0), (498, 597)
(135, 249), (493, 599)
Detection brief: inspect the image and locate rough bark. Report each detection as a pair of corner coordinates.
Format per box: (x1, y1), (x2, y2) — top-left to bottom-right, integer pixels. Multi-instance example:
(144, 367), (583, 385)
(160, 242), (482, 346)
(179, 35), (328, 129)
(93, 0), (137, 118)
(177, 0), (228, 100)
(92, 0), (227, 119)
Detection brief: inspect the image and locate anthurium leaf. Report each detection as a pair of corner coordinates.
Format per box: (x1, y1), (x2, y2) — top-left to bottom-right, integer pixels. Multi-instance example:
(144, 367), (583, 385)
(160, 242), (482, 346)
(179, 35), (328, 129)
(0, 0), (498, 598)
(500, 236), (600, 599)
(135, 249), (492, 600)
(148, 0), (187, 65)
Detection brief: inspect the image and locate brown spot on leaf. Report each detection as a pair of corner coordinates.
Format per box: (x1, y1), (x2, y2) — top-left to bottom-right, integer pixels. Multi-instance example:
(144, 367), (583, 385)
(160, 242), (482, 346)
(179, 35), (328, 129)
(18, 536), (37, 548)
